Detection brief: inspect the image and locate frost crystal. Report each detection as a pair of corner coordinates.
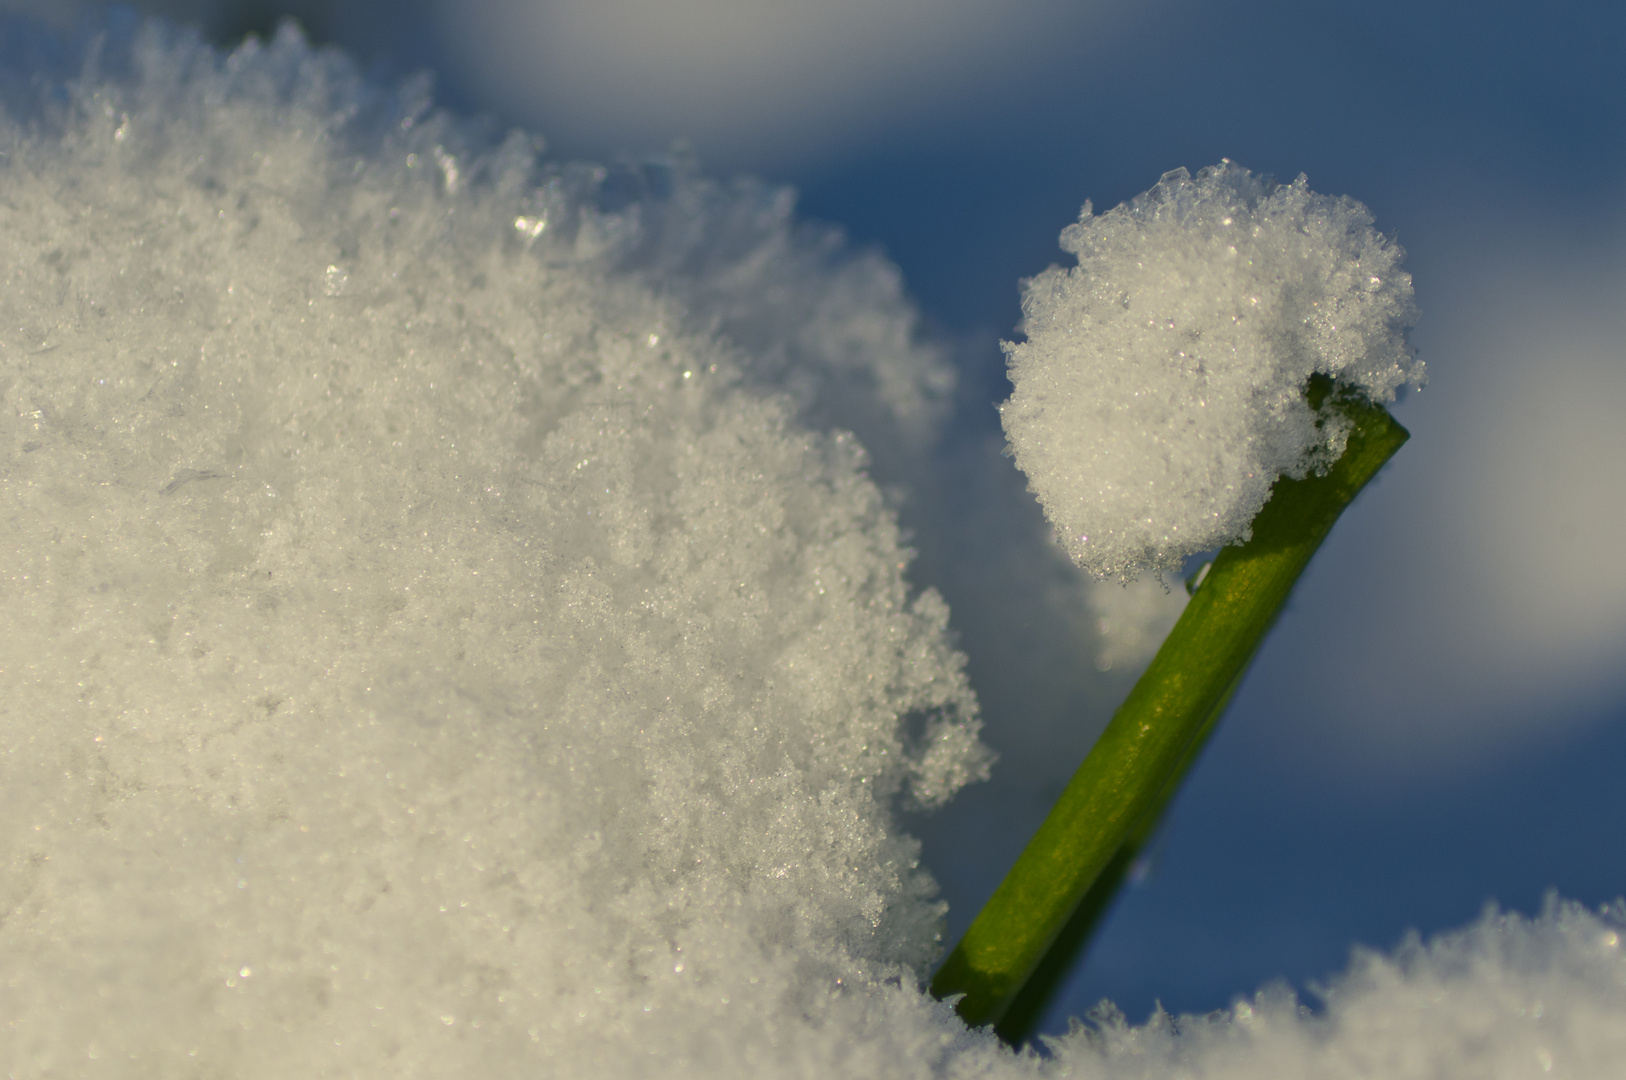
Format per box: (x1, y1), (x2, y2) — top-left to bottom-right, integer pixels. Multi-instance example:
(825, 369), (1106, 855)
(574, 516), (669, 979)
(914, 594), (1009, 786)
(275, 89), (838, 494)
(1001, 162), (1423, 580)
(1044, 899), (1626, 1080)
(0, 18), (987, 1075)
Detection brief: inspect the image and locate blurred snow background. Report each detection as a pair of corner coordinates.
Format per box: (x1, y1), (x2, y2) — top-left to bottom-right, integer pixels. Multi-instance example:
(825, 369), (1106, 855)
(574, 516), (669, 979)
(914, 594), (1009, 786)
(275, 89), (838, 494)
(11, 0), (1626, 1037)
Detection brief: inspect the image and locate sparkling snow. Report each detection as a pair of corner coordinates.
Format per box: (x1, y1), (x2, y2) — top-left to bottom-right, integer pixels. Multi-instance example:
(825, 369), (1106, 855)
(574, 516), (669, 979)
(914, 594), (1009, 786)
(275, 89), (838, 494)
(1000, 162), (1424, 580)
(0, 15), (1619, 1079)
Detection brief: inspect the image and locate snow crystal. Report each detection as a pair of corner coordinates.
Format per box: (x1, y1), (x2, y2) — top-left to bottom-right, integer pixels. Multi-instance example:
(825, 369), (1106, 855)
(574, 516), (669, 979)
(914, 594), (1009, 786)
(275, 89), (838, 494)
(2, 14), (1623, 1080)
(0, 18), (986, 1075)
(1045, 899), (1626, 1080)
(1001, 162), (1423, 580)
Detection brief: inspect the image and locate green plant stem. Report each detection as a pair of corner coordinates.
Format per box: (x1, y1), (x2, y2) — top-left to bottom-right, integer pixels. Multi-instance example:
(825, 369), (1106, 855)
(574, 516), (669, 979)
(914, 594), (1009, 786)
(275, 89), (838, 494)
(931, 390), (1409, 1032)
(992, 668), (1243, 1045)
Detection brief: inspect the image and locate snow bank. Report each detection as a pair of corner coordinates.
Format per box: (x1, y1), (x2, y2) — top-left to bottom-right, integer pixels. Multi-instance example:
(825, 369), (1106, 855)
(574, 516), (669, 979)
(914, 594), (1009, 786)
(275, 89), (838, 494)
(0, 15), (1621, 1079)
(1048, 899), (1626, 1080)
(1001, 163), (1423, 580)
(0, 18), (987, 1074)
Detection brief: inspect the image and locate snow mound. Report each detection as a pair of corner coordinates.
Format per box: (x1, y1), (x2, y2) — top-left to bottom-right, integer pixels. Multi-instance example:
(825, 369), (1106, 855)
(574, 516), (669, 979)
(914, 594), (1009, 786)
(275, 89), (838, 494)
(0, 18), (985, 1075)
(1048, 899), (1626, 1080)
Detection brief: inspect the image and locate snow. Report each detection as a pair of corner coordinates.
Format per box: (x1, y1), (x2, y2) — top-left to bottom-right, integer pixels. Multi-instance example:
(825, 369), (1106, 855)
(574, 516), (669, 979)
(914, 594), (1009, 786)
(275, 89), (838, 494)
(0, 14), (1620, 1079)
(1047, 900), (1626, 1080)
(1000, 162), (1424, 580)
(0, 19), (985, 1073)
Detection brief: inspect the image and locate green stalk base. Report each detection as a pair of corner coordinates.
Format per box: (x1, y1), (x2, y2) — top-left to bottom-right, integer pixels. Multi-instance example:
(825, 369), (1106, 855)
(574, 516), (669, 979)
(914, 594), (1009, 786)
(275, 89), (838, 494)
(932, 388), (1409, 1033)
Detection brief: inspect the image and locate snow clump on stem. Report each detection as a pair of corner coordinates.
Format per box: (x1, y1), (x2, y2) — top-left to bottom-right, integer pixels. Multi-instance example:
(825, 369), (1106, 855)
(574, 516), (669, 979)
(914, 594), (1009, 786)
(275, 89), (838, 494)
(1000, 162), (1424, 580)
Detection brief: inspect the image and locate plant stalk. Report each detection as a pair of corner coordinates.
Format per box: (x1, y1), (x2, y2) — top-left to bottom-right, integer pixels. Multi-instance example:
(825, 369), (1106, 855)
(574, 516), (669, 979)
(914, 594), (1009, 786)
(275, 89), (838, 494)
(931, 387), (1409, 1032)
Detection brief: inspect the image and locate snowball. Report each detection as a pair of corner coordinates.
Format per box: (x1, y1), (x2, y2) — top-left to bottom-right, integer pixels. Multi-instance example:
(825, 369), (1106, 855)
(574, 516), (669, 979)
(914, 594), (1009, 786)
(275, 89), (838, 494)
(1001, 162), (1423, 580)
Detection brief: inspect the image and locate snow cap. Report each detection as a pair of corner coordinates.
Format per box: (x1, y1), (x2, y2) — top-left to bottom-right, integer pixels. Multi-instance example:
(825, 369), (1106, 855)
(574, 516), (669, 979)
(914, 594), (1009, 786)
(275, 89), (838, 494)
(1001, 161), (1422, 580)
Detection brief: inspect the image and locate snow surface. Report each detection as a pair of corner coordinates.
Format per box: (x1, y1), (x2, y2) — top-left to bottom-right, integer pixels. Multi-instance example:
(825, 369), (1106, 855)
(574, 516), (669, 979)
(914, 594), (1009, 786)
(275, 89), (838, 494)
(1001, 163), (1424, 580)
(0, 15), (1621, 1078)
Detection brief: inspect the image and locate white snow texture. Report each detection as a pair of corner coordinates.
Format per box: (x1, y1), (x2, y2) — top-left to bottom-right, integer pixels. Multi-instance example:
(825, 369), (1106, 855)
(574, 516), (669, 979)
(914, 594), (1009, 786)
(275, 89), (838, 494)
(1001, 162), (1423, 580)
(0, 17), (1619, 1079)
